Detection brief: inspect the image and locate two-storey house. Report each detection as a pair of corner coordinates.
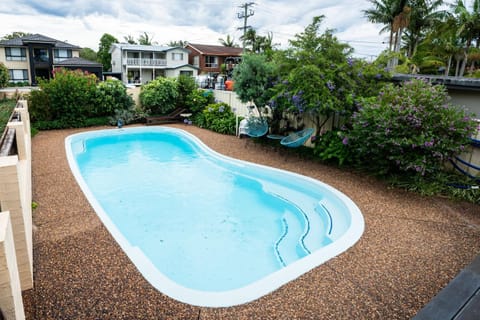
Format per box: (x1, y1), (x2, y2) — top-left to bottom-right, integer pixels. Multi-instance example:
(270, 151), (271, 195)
(0, 34), (90, 85)
(185, 43), (242, 78)
(109, 43), (198, 84)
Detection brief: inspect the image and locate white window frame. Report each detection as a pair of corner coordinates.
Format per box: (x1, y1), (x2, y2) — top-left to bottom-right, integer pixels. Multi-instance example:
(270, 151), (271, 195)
(53, 49), (72, 62)
(171, 52), (184, 61)
(9, 69), (29, 82)
(205, 56), (218, 68)
(5, 47), (27, 61)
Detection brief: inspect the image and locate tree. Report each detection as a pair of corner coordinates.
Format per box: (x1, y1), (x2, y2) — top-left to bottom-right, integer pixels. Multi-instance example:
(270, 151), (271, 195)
(97, 33), (118, 71)
(124, 35), (137, 44)
(364, 0), (409, 68)
(79, 48), (98, 62)
(1, 31), (30, 40)
(403, 0), (447, 58)
(232, 53), (275, 116)
(168, 40), (188, 47)
(138, 32), (155, 45)
(218, 35), (238, 47)
(451, 0), (480, 76)
(0, 63), (9, 88)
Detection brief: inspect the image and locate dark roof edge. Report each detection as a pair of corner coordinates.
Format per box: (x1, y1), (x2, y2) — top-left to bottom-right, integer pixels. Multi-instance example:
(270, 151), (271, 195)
(392, 74), (480, 92)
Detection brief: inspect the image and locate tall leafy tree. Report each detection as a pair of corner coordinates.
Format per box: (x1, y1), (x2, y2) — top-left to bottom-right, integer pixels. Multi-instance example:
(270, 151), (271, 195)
(1, 31), (30, 40)
(97, 33), (118, 71)
(232, 53), (275, 115)
(79, 48), (97, 62)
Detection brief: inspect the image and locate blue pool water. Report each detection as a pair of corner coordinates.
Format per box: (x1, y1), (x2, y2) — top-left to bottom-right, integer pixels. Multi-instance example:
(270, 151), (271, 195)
(65, 127), (364, 307)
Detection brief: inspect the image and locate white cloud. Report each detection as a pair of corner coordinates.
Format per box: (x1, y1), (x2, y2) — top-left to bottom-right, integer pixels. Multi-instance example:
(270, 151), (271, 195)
(2, 0), (388, 57)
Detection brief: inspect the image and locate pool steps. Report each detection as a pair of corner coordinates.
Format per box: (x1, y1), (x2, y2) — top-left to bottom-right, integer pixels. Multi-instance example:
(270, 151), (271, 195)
(274, 200), (334, 267)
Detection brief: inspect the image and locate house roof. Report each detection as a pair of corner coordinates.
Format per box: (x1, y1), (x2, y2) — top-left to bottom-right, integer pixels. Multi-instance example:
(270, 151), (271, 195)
(54, 57), (102, 68)
(164, 64), (199, 70)
(186, 43), (242, 56)
(109, 43), (188, 53)
(0, 33), (81, 49)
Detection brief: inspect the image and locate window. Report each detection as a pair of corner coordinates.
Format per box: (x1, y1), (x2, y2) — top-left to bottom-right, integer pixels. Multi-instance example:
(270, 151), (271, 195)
(9, 69), (28, 82)
(171, 52), (184, 61)
(193, 56), (199, 67)
(5, 47), (27, 61)
(33, 48), (49, 62)
(54, 49), (72, 62)
(205, 56), (218, 68)
(180, 70), (193, 77)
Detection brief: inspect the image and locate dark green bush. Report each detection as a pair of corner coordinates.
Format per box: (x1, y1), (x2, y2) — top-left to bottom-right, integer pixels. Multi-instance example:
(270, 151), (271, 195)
(176, 75), (196, 109)
(29, 68), (98, 128)
(28, 68), (134, 129)
(95, 79), (134, 116)
(187, 89), (215, 114)
(194, 102), (237, 135)
(139, 77), (178, 115)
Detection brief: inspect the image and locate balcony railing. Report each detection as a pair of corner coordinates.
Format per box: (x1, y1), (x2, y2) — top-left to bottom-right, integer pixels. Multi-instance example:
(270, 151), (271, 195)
(126, 58), (167, 66)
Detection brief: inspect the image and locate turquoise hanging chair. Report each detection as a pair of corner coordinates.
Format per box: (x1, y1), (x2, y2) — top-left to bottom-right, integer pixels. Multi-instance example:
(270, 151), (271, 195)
(280, 128), (315, 148)
(244, 117), (269, 137)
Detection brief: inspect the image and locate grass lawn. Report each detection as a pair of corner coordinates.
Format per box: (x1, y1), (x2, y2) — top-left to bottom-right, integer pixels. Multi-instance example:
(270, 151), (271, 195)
(0, 99), (16, 134)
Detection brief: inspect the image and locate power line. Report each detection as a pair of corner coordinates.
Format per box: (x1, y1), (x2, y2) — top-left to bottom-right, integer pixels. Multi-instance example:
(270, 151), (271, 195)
(237, 2), (255, 51)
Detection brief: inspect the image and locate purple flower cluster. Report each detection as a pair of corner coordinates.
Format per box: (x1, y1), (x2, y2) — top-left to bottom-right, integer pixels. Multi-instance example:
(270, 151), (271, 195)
(326, 81), (335, 91)
(424, 139), (434, 148)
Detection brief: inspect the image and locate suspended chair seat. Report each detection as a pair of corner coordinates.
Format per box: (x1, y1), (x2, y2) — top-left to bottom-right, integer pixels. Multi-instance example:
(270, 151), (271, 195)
(280, 128), (314, 148)
(243, 118), (269, 137)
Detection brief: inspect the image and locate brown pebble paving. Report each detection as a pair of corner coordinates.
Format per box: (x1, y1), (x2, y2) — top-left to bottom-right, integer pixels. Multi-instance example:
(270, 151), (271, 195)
(22, 124), (480, 320)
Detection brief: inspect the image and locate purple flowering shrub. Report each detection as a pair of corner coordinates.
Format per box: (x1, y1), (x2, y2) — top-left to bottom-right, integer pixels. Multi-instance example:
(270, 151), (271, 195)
(347, 78), (477, 177)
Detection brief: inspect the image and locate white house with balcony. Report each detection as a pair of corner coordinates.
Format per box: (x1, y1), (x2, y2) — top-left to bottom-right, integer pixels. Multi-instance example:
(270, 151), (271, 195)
(109, 43), (198, 84)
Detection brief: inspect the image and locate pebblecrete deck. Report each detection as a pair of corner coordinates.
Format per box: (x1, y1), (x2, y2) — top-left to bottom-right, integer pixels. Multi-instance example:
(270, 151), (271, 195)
(23, 124), (480, 319)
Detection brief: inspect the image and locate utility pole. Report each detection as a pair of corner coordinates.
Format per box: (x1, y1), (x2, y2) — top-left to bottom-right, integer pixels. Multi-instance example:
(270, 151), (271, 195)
(237, 2), (255, 52)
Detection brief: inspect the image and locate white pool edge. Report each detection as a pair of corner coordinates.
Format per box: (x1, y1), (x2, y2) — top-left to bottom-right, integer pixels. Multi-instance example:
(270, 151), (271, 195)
(65, 126), (365, 307)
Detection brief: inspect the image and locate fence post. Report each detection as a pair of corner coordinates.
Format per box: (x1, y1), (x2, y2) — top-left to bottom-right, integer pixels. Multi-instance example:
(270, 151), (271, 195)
(0, 211), (25, 320)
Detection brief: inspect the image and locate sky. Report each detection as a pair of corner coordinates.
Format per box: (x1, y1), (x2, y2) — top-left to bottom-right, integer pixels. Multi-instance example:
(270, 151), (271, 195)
(0, 0), (390, 60)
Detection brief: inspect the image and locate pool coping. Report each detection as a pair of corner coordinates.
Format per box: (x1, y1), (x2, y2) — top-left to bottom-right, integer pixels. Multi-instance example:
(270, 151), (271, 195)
(64, 126), (365, 307)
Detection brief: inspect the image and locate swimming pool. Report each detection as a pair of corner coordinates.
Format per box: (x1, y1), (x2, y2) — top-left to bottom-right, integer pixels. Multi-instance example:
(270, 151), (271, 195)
(65, 127), (364, 307)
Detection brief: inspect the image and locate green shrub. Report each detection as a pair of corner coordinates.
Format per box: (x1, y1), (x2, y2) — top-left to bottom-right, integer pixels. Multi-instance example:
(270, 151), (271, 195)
(313, 130), (351, 165)
(176, 75), (196, 109)
(29, 68), (98, 128)
(0, 63), (9, 88)
(187, 89), (215, 114)
(95, 79), (134, 116)
(139, 77), (178, 115)
(194, 102), (237, 135)
(347, 78), (478, 178)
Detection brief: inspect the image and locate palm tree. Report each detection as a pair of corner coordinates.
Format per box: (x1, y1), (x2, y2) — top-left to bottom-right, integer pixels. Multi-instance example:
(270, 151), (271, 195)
(138, 32), (155, 45)
(168, 40), (188, 47)
(124, 35), (136, 44)
(364, 0), (407, 51)
(218, 35), (238, 47)
(364, 0), (409, 68)
(404, 0), (447, 58)
(240, 28), (258, 52)
(451, 0), (480, 76)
